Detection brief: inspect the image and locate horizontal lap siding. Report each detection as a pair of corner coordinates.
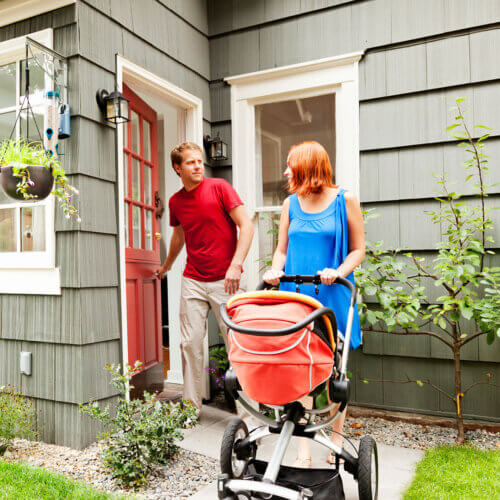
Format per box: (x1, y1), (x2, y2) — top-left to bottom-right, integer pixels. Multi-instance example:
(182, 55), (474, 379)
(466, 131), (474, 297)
(350, 350), (500, 420)
(208, 0), (500, 419)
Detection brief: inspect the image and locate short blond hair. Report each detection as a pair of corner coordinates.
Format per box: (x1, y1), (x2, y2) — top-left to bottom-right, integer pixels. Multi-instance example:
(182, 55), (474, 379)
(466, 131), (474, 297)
(170, 142), (203, 175)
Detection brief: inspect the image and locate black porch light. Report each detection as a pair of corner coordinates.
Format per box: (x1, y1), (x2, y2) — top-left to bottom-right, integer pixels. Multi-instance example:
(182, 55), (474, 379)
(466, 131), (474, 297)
(96, 88), (130, 124)
(204, 133), (228, 161)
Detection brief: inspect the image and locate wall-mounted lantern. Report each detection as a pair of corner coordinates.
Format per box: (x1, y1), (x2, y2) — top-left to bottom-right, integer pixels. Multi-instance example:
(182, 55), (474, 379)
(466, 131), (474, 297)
(96, 88), (130, 124)
(204, 133), (228, 161)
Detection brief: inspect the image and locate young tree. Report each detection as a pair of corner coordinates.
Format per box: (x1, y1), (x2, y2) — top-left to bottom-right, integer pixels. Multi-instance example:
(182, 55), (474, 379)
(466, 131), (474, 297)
(355, 99), (499, 443)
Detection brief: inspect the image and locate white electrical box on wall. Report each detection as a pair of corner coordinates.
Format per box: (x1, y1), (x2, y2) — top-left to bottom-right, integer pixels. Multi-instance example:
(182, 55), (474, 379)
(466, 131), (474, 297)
(20, 351), (32, 376)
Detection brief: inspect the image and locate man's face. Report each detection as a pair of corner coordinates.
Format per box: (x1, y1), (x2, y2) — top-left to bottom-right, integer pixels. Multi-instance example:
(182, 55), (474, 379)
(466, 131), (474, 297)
(175, 149), (204, 186)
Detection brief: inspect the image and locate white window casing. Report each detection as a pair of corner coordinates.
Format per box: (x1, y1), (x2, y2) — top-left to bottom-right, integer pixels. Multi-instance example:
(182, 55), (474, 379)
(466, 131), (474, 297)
(226, 52), (364, 290)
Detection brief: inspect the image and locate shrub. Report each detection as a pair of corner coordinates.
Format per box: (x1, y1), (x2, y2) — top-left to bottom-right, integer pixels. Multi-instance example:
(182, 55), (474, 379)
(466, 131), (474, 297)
(0, 386), (38, 455)
(80, 362), (198, 488)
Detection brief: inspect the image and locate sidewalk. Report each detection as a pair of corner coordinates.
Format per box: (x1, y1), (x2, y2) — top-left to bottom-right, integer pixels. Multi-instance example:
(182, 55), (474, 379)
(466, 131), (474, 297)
(182, 405), (424, 499)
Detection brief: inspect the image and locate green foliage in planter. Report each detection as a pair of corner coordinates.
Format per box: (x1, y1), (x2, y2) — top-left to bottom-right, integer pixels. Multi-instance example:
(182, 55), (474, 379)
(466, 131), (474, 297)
(80, 362), (198, 489)
(0, 139), (79, 220)
(354, 99), (499, 443)
(0, 385), (38, 455)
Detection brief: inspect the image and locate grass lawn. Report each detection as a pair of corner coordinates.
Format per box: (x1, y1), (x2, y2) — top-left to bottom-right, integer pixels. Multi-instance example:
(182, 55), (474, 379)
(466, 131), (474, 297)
(0, 461), (121, 499)
(404, 445), (499, 500)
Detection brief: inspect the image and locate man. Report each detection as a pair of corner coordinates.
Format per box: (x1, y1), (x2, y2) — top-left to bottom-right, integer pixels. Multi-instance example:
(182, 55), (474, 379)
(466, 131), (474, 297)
(156, 142), (254, 411)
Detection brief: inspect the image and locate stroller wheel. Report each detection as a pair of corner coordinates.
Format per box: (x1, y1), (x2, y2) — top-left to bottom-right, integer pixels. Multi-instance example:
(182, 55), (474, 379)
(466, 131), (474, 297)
(357, 436), (378, 500)
(220, 418), (254, 479)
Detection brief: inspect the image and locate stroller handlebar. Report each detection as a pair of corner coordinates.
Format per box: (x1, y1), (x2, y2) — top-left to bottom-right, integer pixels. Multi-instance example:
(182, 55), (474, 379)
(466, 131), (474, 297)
(220, 303), (337, 347)
(257, 274), (356, 307)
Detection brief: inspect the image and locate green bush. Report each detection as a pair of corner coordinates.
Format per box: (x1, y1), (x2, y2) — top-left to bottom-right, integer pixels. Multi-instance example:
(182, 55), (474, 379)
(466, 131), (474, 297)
(0, 386), (38, 455)
(80, 362), (198, 488)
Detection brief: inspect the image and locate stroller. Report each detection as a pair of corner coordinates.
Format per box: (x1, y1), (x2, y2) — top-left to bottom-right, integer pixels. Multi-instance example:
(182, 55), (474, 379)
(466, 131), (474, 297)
(217, 275), (378, 500)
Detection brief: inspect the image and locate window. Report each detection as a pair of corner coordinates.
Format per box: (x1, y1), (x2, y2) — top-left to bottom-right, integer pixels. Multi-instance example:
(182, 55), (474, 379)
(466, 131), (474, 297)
(226, 52), (363, 289)
(0, 29), (60, 294)
(255, 95), (336, 267)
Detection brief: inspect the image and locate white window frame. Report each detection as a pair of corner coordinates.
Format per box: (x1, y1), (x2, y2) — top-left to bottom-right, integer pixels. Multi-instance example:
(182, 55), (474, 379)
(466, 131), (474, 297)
(226, 52), (364, 290)
(0, 29), (60, 295)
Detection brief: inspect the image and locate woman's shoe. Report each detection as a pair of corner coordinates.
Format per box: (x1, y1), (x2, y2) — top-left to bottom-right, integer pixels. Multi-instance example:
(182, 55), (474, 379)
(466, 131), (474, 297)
(293, 457), (312, 468)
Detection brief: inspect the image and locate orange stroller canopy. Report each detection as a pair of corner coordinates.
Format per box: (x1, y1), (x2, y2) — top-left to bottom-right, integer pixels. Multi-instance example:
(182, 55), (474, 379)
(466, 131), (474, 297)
(226, 291), (336, 406)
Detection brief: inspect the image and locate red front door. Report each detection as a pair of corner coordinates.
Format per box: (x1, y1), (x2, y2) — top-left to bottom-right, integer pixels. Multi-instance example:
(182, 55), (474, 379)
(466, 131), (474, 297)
(123, 84), (162, 369)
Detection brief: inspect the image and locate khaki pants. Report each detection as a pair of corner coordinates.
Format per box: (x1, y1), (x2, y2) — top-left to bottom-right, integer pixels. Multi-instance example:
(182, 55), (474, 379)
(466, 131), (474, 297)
(179, 276), (244, 409)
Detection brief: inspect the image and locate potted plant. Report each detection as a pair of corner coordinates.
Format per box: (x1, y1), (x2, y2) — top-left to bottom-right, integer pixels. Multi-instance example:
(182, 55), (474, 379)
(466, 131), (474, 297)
(208, 342), (236, 411)
(0, 139), (79, 219)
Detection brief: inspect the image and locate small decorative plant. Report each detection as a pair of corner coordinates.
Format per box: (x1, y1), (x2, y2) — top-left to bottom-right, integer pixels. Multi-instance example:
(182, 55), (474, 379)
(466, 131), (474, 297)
(80, 362), (198, 488)
(0, 385), (38, 455)
(0, 139), (79, 220)
(207, 343), (229, 391)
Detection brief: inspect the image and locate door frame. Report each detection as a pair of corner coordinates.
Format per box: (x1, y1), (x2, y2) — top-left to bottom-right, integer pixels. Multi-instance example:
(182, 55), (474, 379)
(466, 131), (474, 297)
(116, 55), (203, 383)
(226, 51), (364, 290)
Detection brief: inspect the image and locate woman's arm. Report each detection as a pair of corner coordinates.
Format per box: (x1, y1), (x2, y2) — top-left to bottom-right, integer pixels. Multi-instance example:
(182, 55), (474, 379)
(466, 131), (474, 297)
(263, 198), (290, 285)
(336, 191), (365, 277)
(318, 191), (365, 285)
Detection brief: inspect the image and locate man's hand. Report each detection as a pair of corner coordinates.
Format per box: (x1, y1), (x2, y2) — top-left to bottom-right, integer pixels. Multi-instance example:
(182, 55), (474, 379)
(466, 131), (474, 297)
(225, 263), (242, 295)
(155, 264), (170, 279)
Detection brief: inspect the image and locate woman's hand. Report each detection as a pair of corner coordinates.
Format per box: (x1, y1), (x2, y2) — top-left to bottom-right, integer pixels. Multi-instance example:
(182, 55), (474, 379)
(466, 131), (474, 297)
(263, 268), (284, 286)
(318, 268), (342, 285)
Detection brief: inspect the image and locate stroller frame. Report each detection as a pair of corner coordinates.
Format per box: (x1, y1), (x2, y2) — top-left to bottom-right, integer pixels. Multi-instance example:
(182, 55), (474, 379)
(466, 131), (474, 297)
(218, 275), (378, 500)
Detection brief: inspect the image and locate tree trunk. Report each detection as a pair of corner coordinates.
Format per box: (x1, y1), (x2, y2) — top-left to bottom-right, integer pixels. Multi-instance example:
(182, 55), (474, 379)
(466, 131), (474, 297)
(453, 344), (465, 444)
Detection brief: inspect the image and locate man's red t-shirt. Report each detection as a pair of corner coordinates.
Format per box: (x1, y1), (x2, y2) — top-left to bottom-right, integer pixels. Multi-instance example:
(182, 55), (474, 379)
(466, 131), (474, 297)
(169, 177), (243, 282)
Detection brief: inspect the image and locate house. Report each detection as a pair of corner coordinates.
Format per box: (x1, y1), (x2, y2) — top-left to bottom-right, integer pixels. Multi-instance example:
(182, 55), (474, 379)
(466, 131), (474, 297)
(0, 0), (498, 449)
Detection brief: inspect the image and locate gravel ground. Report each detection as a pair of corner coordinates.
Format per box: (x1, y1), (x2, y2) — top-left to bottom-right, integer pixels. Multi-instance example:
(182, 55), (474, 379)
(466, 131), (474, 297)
(2, 439), (218, 499)
(332, 415), (499, 451)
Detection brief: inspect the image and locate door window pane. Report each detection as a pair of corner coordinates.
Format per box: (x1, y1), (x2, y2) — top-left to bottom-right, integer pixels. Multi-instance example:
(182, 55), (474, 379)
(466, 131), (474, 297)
(144, 166), (151, 205)
(145, 209), (152, 251)
(132, 205), (141, 248)
(20, 107), (44, 143)
(258, 212), (280, 273)
(124, 201), (129, 247)
(123, 152), (129, 197)
(0, 208), (16, 252)
(143, 120), (150, 161)
(131, 110), (140, 153)
(21, 206), (45, 251)
(20, 59), (46, 103)
(255, 94), (336, 265)
(132, 157), (141, 201)
(0, 111), (15, 141)
(255, 94), (336, 207)
(0, 63), (16, 109)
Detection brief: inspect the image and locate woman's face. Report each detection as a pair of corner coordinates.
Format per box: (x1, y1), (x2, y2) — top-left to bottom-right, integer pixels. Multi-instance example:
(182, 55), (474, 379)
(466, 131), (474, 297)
(284, 163), (292, 182)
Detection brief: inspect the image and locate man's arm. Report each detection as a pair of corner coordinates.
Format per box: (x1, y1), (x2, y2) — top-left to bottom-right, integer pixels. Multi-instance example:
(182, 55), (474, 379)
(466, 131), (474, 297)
(225, 205), (254, 294)
(156, 224), (185, 278)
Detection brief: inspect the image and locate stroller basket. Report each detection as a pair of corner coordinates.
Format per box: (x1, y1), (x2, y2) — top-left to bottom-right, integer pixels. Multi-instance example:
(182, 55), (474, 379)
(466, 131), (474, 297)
(225, 291), (337, 406)
(246, 460), (345, 500)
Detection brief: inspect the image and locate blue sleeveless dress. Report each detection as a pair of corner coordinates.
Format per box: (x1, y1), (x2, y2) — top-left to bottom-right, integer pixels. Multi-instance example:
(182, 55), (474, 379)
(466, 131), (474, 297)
(279, 189), (361, 350)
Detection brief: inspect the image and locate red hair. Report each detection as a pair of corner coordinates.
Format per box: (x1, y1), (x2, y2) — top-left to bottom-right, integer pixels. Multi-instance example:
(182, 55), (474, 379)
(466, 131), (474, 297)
(286, 141), (335, 196)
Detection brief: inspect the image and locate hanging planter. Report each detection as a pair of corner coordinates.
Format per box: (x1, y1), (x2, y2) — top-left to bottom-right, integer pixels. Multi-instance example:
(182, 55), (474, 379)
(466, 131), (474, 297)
(0, 139), (79, 219)
(0, 164), (54, 201)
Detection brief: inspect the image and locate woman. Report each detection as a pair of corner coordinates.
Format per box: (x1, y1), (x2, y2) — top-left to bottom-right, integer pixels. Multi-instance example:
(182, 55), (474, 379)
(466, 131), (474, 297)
(263, 141), (365, 467)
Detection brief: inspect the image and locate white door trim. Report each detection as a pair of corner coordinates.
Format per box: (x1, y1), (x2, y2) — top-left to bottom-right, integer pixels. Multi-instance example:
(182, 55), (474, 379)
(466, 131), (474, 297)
(226, 52), (364, 290)
(116, 55), (203, 384)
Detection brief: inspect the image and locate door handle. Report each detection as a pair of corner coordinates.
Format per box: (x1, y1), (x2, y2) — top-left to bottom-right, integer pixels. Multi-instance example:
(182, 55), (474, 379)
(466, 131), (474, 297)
(155, 191), (165, 219)
(154, 232), (162, 240)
